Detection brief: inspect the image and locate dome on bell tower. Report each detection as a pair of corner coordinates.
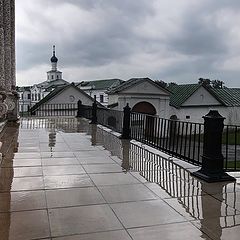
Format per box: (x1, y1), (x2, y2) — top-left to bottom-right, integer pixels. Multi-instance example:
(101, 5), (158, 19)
(51, 45), (58, 63)
(47, 45), (63, 81)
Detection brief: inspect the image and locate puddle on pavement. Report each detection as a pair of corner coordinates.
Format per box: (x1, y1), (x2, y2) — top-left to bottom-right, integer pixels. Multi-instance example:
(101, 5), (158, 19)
(0, 117), (240, 240)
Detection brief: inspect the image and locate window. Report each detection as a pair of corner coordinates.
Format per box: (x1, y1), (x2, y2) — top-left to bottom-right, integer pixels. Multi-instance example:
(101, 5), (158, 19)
(100, 94), (104, 103)
(28, 94), (31, 99)
(57, 75), (59, 79)
(94, 95), (96, 100)
(186, 116), (190, 119)
(38, 93), (41, 100)
(52, 75), (54, 79)
(31, 94), (34, 100)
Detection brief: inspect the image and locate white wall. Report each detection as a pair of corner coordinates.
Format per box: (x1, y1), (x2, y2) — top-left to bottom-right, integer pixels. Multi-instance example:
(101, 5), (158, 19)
(84, 89), (108, 106)
(108, 94), (119, 106)
(109, 93), (170, 119)
(170, 106), (240, 125)
(47, 86), (93, 106)
(182, 86), (221, 106)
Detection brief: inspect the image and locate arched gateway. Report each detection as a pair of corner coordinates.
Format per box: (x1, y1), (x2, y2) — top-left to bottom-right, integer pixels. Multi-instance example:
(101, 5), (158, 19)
(132, 101), (156, 115)
(132, 101), (157, 140)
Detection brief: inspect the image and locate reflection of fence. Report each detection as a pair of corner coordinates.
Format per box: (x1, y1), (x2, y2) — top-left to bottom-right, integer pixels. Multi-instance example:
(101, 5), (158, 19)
(94, 127), (240, 228)
(19, 103), (31, 117)
(20, 117), (91, 133)
(129, 142), (240, 227)
(131, 112), (204, 166)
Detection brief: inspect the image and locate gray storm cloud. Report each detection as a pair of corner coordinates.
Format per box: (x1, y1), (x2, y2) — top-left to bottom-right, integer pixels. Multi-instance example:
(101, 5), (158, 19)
(16, 0), (240, 86)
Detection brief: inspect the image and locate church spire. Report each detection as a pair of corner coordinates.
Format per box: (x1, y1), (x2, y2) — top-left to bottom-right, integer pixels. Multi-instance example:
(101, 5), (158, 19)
(50, 45), (58, 71)
(47, 45), (62, 81)
(53, 45), (56, 56)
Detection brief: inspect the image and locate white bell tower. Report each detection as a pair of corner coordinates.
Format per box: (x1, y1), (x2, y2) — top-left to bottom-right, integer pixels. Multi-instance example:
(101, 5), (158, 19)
(47, 45), (63, 82)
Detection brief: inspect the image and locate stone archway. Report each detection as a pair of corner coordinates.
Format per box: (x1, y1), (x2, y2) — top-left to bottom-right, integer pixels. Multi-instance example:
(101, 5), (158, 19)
(132, 101), (156, 115)
(132, 102), (157, 140)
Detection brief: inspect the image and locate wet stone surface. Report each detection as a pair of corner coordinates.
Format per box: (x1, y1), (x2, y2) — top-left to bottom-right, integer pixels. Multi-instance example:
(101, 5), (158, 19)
(0, 117), (239, 239)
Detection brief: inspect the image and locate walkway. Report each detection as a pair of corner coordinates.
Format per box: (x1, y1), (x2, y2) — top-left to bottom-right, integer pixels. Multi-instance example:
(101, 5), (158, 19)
(0, 118), (240, 240)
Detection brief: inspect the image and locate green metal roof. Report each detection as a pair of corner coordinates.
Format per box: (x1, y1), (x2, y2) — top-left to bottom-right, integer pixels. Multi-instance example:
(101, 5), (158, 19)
(37, 79), (68, 88)
(167, 83), (240, 108)
(166, 84), (200, 108)
(78, 79), (124, 91)
(209, 88), (240, 107)
(107, 77), (171, 94)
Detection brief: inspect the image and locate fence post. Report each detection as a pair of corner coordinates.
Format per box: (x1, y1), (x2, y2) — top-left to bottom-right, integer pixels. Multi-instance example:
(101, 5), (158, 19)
(76, 100), (82, 118)
(90, 100), (97, 124)
(121, 103), (131, 139)
(192, 110), (235, 182)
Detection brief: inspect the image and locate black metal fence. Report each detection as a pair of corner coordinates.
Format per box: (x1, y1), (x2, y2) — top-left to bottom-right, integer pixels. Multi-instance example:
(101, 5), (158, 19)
(19, 103), (77, 117)
(79, 104), (239, 172)
(78, 102), (123, 133)
(131, 112), (204, 166)
(81, 105), (92, 120)
(97, 107), (123, 133)
(19, 101), (240, 173)
(33, 103), (77, 117)
(223, 125), (240, 171)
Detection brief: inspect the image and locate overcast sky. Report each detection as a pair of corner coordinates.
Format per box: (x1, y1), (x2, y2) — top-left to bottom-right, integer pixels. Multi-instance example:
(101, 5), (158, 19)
(16, 0), (240, 87)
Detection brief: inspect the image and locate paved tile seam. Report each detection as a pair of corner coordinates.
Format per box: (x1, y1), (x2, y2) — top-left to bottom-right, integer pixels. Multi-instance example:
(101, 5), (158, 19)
(1, 118), (240, 240)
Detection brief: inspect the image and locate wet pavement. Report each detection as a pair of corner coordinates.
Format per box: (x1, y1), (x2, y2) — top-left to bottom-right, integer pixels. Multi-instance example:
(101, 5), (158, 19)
(0, 117), (240, 240)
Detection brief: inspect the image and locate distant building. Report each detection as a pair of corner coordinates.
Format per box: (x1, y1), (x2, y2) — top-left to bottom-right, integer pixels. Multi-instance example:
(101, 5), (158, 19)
(17, 86), (31, 113)
(167, 83), (240, 125)
(107, 77), (171, 118)
(77, 79), (124, 106)
(17, 46), (69, 114)
(30, 83), (98, 116)
(108, 78), (240, 125)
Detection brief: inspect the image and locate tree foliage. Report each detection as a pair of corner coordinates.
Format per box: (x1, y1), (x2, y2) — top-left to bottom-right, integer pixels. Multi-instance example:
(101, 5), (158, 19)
(198, 78), (224, 89)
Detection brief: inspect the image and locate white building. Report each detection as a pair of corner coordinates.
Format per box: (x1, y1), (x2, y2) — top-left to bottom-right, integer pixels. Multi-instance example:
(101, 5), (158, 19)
(77, 79), (124, 106)
(108, 78), (240, 125)
(108, 78), (171, 118)
(30, 83), (98, 116)
(167, 83), (240, 125)
(18, 46), (69, 114)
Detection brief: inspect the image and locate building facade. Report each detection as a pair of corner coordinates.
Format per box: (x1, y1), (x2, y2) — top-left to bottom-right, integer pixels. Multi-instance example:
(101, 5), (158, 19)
(17, 46), (69, 114)
(108, 78), (171, 118)
(77, 79), (123, 106)
(0, 0), (18, 122)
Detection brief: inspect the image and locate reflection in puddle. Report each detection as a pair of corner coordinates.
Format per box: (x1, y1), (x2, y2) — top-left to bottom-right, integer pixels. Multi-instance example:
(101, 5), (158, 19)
(93, 124), (240, 240)
(1, 118), (239, 240)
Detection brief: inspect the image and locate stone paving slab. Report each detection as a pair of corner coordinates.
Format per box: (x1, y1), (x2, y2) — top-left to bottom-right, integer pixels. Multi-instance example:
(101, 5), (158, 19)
(0, 118), (240, 240)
